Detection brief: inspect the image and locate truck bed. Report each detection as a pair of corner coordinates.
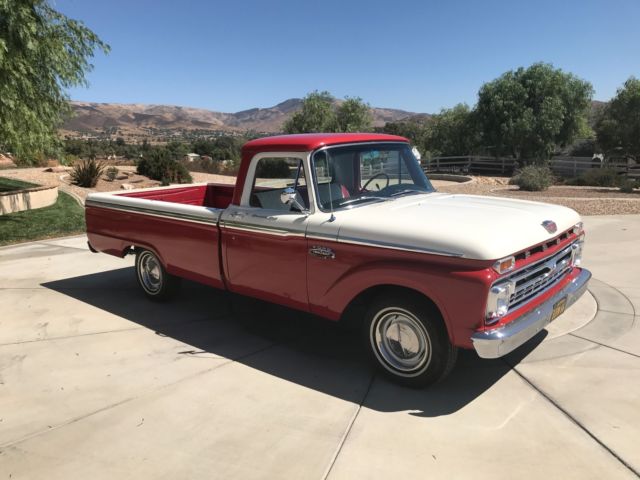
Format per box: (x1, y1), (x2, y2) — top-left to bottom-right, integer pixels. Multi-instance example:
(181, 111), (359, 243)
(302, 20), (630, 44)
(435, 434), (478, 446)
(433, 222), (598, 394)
(121, 183), (235, 209)
(86, 183), (235, 288)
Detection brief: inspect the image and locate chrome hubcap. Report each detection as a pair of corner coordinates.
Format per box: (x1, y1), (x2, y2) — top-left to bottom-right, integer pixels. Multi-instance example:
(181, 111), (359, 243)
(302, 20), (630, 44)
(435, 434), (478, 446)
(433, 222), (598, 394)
(139, 252), (162, 293)
(371, 308), (431, 374)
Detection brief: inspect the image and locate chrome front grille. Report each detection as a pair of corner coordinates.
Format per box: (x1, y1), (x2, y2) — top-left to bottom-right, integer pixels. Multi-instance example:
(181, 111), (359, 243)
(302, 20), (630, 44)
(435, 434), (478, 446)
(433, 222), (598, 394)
(508, 244), (575, 309)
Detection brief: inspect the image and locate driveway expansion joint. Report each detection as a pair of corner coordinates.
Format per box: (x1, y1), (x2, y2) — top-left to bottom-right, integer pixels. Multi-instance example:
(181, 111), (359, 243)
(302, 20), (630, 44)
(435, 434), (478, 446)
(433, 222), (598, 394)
(322, 373), (376, 480)
(568, 332), (640, 359)
(505, 360), (640, 478)
(0, 340), (281, 449)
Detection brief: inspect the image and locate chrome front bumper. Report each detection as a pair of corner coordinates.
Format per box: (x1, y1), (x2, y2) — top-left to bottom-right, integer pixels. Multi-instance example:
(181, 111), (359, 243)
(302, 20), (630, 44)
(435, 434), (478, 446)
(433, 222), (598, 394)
(471, 268), (592, 359)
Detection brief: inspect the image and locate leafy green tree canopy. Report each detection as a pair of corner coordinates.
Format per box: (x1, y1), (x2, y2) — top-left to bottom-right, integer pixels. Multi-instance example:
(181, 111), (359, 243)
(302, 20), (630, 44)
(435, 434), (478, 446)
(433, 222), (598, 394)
(382, 118), (430, 156)
(283, 91), (335, 134)
(426, 103), (479, 157)
(335, 96), (372, 132)
(0, 0), (109, 163)
(283, 91), (372, 134)
(595, 77), (640, 160)
(475, 63), (593, 162)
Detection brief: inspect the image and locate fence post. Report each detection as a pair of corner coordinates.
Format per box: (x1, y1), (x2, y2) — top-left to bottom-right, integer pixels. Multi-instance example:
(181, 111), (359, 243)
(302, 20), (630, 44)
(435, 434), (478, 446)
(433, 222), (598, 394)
(573, 157), (577, 177)
(436, 157), (440, 171)
(468, 156), (472, 173)
(501, 157), (505, 175)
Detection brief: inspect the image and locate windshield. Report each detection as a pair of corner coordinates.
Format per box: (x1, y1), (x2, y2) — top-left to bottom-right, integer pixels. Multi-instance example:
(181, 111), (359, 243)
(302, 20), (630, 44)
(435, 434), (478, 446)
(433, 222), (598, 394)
(311, 143), (435, 211)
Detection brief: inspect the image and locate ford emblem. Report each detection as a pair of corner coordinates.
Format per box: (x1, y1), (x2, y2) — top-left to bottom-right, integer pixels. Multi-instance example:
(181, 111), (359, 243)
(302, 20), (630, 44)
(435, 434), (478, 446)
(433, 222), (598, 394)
(542, 220), (557, 234)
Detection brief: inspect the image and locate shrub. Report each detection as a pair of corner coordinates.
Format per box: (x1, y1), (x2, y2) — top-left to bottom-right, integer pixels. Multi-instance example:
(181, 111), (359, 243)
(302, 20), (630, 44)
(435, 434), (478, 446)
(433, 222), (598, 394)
(619, 179), (637, 193)
(573, 168), (620, 187)
(137, 149), (192, 185)
(184, 157), (221, 174)
(71, 158), (105, 187)
(106, 166), (119, 182)
(510, 165), (554, 191)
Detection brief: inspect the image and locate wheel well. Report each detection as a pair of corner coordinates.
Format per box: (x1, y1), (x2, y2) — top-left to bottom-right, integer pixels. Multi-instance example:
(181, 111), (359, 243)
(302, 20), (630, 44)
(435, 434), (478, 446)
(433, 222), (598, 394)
(340, 284), (445, 331)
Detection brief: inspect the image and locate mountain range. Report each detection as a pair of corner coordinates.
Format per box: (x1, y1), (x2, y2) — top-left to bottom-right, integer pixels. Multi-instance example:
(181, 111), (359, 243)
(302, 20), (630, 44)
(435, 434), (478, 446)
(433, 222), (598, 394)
(62, 99), (426, 138)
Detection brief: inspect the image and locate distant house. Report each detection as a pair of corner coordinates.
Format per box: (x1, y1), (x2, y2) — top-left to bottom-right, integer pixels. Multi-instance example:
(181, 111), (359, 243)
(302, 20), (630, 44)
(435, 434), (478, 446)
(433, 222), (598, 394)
(184, 153), (201, 162)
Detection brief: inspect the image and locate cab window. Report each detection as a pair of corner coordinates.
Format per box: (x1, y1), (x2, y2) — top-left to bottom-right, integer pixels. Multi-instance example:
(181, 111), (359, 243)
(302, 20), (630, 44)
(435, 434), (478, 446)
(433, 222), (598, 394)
(249, 157), (308, 210)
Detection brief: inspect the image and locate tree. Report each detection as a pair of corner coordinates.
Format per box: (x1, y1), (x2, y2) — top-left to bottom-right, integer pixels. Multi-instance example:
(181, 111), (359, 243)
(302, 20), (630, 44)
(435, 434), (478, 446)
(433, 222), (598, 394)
(335, 97), (372, 132)
(283, 91), (336, 134)
(383, 118), (430, 157)
(283, 91), (372, 133)
(0, 0), (109, 163)
(211, 136), (242, 161)
(475, 63), (593, 162)
(426, 104), (479, 157)
(595, 77), (640, 160)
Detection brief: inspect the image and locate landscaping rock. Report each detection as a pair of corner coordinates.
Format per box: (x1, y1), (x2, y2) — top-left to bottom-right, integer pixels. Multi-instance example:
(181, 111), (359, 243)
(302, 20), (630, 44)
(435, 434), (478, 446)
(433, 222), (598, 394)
(120, 183), (135, 190)
(0, 154), (16, 169)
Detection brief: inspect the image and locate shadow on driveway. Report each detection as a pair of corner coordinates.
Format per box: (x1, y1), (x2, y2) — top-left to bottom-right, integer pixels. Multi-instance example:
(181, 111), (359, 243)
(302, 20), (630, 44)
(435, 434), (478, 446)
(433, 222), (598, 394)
(43, 267), (545, 417)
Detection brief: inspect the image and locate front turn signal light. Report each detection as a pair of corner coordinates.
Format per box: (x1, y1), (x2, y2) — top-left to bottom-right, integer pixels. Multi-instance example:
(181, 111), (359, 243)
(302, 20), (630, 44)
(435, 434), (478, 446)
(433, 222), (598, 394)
(492, 256), (515, 275)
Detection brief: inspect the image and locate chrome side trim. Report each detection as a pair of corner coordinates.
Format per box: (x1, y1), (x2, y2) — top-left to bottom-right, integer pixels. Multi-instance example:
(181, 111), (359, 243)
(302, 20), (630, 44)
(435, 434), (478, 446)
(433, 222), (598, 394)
(86, 198), (221, 225)
(472, 268), (591, 359)
(306, 233), (338, 242)
(220, 220), (305, 237)
(336, 235), (465, 257)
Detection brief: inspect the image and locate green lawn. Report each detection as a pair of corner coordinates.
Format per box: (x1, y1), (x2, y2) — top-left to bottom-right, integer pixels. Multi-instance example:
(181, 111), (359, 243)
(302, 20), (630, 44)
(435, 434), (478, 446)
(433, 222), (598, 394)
(0, 181), (85, 246)
(0, 176), (37, 192)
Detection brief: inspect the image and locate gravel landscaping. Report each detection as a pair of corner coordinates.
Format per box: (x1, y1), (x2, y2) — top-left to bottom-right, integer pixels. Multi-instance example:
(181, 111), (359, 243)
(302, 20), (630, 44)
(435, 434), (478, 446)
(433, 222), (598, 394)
(436, 177), (640, 215)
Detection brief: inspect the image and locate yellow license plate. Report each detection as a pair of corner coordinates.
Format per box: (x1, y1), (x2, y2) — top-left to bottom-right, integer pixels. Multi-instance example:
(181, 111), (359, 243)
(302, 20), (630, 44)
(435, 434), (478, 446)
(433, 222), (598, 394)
(550, 297), (568, 321)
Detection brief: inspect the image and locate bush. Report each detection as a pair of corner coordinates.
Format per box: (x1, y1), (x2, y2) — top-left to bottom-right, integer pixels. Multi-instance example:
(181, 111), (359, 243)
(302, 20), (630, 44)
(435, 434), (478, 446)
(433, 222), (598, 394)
(184, 157), (221, 175)
(572, 168), (620, 187)
(71, 158), (105, 187)
(619, 179), (637, 193)
(510, 165), (554, 191)
(106, 166), (119, 182)
(137, 149), (192, 185)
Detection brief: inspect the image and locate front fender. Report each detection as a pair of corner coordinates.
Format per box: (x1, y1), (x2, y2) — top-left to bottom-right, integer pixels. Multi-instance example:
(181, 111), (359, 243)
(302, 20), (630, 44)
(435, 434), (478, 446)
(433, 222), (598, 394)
(309, 253), (493, 348)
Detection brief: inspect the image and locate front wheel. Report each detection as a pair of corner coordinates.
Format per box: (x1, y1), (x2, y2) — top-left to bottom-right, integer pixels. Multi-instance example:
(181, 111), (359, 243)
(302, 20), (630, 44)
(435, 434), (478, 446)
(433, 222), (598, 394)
(135, 249), (181, 301)
(363, 294), (457, 388)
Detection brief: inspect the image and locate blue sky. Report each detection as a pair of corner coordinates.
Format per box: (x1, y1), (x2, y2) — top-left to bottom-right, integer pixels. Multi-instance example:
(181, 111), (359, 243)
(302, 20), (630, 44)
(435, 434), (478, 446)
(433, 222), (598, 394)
(55, 0), (640, 114)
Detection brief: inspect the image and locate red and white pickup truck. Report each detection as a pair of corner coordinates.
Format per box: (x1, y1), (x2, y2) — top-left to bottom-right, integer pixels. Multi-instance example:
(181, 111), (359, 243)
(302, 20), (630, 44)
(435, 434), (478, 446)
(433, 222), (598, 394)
(86, 133), (590, 387)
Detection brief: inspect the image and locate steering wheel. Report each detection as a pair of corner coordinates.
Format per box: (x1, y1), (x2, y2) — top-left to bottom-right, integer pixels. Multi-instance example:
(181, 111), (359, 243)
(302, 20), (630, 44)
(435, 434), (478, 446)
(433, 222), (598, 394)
(361, 172), (390, 192)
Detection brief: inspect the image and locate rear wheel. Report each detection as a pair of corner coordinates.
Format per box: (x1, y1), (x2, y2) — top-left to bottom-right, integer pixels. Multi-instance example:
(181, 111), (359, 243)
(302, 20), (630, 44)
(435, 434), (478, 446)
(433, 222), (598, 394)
(363, 293), (457, 388)
(135, 249), (180, 301)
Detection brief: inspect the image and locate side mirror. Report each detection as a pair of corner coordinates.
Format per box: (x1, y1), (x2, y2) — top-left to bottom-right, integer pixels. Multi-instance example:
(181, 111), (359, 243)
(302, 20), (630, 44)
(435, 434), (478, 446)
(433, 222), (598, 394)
(280, 187), (308, 213)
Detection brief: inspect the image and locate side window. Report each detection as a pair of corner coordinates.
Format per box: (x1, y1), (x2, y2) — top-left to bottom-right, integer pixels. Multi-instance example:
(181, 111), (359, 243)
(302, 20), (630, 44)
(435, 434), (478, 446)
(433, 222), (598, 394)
(249, 157), (308, 211)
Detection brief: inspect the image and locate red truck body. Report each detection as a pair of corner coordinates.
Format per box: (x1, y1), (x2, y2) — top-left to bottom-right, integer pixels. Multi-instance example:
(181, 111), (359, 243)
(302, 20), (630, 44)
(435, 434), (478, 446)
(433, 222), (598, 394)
(86, 133), (590, 386)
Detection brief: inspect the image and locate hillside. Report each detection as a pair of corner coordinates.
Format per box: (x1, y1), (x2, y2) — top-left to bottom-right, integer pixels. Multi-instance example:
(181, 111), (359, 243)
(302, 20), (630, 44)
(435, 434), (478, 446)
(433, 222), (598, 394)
(62, 99), (424, 139)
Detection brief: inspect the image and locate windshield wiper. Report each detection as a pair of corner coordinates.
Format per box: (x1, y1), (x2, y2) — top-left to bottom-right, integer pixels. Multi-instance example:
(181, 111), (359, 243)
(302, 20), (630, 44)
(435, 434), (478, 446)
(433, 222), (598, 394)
(338, 196), (388, 207)
(389, 189), (426, 197)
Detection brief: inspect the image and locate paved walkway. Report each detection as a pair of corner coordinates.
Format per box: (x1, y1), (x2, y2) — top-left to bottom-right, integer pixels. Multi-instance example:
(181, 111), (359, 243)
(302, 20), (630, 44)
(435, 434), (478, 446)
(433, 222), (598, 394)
(0, 216), (638, 479)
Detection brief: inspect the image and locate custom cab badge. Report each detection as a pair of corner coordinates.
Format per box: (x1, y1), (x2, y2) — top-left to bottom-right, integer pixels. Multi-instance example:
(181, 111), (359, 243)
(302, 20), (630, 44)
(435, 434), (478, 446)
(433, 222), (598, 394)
(542, 220), (557, 234)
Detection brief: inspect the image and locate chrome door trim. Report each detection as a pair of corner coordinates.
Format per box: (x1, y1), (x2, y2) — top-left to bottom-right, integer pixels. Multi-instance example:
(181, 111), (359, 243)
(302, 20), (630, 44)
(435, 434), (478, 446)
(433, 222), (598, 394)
(220, 220), (306, 237)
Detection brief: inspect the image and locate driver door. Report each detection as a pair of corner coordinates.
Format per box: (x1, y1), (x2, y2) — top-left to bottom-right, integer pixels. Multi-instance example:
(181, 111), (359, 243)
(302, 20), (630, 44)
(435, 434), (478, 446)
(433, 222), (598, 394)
(220, 154), (311, 311)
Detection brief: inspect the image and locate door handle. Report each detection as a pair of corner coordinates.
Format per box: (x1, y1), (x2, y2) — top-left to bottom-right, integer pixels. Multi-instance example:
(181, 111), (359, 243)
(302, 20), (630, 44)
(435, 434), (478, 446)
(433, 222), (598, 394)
(309, 246), (335, 260)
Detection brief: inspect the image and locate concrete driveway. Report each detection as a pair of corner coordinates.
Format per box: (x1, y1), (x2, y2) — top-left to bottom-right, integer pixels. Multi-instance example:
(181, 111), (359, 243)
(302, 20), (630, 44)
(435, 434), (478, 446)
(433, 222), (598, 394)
(1, 216), (639, 479)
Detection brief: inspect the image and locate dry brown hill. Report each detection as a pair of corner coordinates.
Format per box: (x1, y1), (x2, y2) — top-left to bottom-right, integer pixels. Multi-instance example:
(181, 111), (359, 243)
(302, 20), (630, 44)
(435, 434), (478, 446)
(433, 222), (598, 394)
(62, 99), (424, 139)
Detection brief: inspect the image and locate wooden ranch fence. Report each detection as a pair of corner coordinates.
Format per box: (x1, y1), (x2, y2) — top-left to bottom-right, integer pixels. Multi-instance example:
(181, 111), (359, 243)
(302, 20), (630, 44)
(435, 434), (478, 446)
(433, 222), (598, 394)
(424, 156), (640, 178)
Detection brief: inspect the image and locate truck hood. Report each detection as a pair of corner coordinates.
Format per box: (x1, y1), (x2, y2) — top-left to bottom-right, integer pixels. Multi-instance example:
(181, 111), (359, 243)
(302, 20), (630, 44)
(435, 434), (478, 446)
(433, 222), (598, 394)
(335, 193), (581, 260)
